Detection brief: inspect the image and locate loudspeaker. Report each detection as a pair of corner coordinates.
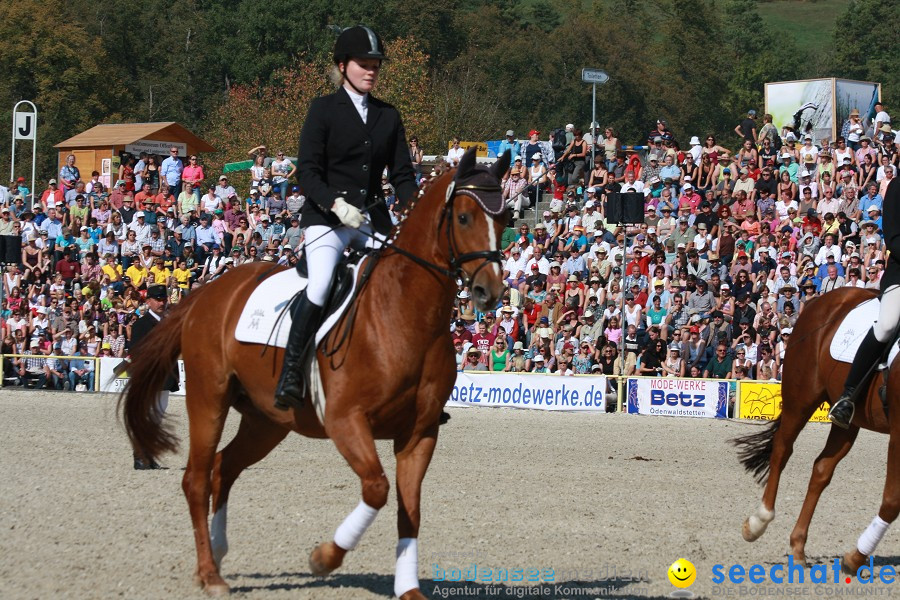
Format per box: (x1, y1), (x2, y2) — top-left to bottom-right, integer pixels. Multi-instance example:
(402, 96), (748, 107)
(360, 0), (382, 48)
(605, 192), (645, 225)
(0, 235), (22, 264)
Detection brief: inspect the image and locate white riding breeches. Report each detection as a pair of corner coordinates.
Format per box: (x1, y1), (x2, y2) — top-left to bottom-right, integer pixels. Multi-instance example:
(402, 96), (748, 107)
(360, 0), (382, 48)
(874, 285), (900, 342)
(303, 223), (383, 307)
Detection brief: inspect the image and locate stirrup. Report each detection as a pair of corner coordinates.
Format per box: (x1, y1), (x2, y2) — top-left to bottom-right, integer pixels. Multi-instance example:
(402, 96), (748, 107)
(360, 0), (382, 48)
(828, 397), (855, 429)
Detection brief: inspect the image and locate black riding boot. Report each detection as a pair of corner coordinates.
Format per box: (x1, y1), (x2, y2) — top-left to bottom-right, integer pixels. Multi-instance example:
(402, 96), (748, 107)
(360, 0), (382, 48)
(829, 328), (889, 429)
(274, 294), (324, 411)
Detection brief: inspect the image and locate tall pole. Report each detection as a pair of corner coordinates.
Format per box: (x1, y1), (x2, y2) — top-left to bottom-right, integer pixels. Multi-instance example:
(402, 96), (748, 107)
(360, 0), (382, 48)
(591, 83), (597, 168)
(616, 226), (629, 413)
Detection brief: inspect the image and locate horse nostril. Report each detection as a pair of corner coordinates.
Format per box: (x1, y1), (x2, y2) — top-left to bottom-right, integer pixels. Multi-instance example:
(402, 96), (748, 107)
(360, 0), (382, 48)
(473, 285), (488, 303)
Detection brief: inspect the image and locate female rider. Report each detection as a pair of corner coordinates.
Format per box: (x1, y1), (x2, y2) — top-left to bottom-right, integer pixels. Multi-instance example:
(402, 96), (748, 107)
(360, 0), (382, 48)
(275, 26), (417, 409)
(830, 177), (900, 427)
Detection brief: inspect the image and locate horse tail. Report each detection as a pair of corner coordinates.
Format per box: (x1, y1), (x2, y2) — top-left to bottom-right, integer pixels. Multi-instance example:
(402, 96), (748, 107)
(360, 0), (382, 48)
(732, 417), (781, 485)
(119, 292), (199, 461)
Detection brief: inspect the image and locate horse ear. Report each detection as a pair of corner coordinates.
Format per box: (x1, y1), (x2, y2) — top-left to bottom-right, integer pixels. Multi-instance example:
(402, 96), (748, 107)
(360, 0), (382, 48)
(455, 147), (478, 180)
(491, 150), (511, 180)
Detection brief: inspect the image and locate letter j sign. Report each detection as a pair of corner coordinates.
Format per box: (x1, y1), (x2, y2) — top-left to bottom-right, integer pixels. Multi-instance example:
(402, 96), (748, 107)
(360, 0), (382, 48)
(15, 112), (35, 140)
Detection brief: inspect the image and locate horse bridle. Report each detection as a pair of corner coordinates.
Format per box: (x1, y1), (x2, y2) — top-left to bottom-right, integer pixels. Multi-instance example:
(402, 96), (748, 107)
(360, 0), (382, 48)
(440, 180), (505, 284)
(376, 179), (505, 285)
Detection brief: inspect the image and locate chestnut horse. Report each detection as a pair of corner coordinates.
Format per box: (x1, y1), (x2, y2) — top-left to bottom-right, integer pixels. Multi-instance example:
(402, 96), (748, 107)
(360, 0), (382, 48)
(734, 287), (897, 573)
(121, 148), (510, 598)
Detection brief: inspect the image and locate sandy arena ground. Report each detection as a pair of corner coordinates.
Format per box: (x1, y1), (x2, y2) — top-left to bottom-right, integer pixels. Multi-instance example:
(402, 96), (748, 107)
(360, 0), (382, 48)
(1, 390), (897, 599)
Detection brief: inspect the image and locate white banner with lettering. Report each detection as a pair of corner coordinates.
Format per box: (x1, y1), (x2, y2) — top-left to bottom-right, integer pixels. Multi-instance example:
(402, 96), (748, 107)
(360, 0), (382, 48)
(98, 357), (186, 396)
(626, 377), (728, 418)
(125, 140), (187, 156)
(447, 372), (608, 412)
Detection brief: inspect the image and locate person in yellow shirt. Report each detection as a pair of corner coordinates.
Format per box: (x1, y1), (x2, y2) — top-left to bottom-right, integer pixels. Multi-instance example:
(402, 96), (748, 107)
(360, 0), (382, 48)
(101, 253), (122, 281)
(125, 262), (149, 289)
(101, 253), (124, 293)
(172, 258), (191, 292)
(149, 257), (172, 285)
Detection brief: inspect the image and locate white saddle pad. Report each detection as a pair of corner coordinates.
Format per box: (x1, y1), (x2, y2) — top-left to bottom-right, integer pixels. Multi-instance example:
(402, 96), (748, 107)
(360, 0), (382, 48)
(233, 259), (368, 426)
(829, 298), (900, 365)
(234, 258), (367, 348)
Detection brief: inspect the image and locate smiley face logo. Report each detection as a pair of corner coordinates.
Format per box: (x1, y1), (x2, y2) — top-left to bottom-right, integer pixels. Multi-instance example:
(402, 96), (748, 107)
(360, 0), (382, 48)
(668, 558), (696, 588)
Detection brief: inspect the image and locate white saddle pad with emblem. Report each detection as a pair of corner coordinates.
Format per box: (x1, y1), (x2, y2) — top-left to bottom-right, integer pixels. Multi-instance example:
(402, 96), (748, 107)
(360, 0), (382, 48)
(233, 258), (368, 425)
(830, 298), (900, 365)
(234, 258), (367, 348)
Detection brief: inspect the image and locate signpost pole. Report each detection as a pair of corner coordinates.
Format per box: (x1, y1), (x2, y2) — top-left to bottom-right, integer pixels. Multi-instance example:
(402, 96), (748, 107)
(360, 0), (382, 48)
(581, 69), (608, 176)
(11, 101), (38, 209)
(591, 83), (597, 167)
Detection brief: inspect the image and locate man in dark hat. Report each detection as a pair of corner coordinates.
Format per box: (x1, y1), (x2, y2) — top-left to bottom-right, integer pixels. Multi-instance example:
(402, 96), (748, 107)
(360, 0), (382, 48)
(129, 285), (179, 469)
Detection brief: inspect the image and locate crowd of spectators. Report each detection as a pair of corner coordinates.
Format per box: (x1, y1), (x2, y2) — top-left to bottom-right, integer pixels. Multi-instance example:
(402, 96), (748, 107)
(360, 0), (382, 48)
(2, 103), (897, 394)
(452, 104), (897, 387)
(0, 144), (312, 389)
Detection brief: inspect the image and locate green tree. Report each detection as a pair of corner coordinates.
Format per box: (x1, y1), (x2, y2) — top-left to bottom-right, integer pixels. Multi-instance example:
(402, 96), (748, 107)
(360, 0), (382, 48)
(0, 0), (126, 182)
(720, 0), (803, 128)
(830, 0), (900, 102)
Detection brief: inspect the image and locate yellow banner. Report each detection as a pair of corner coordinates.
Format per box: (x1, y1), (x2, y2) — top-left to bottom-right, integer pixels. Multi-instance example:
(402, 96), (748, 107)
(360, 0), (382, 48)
(451, 141), (488, 157)
(738, 382), (829, 423)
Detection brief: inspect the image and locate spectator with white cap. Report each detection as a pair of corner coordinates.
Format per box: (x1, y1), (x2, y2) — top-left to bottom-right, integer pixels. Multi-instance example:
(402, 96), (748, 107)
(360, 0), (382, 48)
(679, 182), (702, 212)
(688, 136), (702, 163)
(127, 210), (151, 245)
(581, 199), (602, 241)
(503, 245), (528, 288)
(779, 153), (799, 182)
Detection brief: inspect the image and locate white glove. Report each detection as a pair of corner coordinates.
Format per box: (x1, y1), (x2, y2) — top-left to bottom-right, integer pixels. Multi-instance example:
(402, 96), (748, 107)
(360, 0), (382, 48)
(331, 197), (365, 229)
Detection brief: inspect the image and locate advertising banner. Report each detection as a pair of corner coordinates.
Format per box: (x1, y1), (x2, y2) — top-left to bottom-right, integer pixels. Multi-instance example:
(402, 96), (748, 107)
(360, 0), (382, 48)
(447, 372), (607, 412)
(450, 141), (488, 157)
(766, 78), (834, 142)
(765, 78), (880, 143)
(98, 357), (187, 396)
(627, 377), (728, 418)
(738, 381), (829, 423)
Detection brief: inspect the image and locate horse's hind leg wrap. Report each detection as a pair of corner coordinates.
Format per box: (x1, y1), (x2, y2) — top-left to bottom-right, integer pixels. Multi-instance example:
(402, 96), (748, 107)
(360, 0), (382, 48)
(334, 500), (379, 550)
(747, 503), (775, 538)
(858, 515), (890, 555)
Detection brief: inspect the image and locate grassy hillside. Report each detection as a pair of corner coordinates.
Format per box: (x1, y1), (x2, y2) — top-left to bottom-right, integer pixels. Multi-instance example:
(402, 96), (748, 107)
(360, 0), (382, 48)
(756, 0), (851, 53)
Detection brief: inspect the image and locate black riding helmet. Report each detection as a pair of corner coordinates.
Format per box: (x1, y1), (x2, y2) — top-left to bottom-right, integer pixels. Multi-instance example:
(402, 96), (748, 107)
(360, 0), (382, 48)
(333, 26), (387, 64)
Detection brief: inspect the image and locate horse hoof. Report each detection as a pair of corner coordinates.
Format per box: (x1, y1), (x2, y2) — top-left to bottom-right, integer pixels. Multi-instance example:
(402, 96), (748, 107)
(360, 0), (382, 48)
(792, 551), (808, 568)
(399, 589), (426, 600)
(309, 541), (345, 577)
(842, 550), (867, 575)
(205, 582), (231, 597)
(742, 519), (759, 542)
(195, 572), (230, 596)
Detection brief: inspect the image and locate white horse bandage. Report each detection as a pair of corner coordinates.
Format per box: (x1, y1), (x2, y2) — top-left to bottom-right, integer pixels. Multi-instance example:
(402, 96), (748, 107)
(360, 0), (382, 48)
(858, 515), (890, 556)
(747, 503), (775, 538)
(394, 537), (419, 597)
(210, 503), (228, 566)
(334, 500), (379, 551)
